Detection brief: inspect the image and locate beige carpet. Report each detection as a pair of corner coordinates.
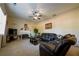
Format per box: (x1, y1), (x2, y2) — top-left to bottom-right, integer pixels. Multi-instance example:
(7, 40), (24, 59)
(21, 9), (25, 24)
(0, 39), (79, 56)
(0, 39), (39, 56)
(66, 46), (79, 56)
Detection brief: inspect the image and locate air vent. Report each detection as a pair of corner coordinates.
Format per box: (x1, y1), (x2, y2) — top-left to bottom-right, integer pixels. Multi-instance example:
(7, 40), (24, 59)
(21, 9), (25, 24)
(13, 3), (16, 6)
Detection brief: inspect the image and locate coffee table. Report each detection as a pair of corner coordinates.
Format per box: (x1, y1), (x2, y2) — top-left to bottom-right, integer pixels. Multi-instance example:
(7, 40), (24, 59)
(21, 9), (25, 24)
(30, 37), (39, 45)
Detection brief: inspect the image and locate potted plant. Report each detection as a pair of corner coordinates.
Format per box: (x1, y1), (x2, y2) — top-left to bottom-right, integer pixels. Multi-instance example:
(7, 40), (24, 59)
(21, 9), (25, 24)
(34, 28), (38, 37)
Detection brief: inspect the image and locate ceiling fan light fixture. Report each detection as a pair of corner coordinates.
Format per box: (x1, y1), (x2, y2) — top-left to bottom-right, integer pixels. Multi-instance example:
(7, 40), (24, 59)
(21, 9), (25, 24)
(36, 13), (40, 16)
(38, 17), (41, 20)
(33, 16), (38, 20)
(32, 10), (42, 20)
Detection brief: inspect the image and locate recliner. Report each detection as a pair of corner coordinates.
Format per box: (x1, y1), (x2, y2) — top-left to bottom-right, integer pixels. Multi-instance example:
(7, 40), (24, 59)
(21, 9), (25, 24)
(54, 40), (75, 56)
(40, 39), (76, 56)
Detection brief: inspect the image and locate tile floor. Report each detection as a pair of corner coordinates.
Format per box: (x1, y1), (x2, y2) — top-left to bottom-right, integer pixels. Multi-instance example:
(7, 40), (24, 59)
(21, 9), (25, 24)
(0, 39), (79, 56)
(0, 39), (39, 56)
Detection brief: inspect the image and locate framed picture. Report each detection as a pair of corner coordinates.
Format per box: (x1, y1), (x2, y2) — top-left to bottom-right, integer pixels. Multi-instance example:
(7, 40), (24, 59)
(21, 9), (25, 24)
(45, 23), (52, 29)
(24, 24), (27, 29)
(24, 24), (28, 30)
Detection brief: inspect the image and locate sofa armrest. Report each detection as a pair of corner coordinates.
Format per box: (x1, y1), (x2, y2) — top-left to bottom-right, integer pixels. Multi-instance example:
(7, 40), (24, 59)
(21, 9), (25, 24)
(40, 42), (56, 56)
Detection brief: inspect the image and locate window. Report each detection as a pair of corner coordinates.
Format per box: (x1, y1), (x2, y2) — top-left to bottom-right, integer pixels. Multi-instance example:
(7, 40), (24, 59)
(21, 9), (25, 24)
(0, 7), (7, 35)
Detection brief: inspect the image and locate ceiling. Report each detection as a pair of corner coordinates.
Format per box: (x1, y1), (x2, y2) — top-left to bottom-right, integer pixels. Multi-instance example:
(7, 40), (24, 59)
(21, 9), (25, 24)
(5, 3), (79, 22)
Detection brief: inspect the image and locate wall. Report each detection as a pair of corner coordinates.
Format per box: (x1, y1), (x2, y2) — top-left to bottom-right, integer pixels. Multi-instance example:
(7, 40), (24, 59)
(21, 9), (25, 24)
(0, 4), (7, 15)
(0, 36), (1, 48)
(7, 7), (79, 45)
(0, 4), (7, 48)
(7, 17), (36, 36)
(36, 7), (79, 45)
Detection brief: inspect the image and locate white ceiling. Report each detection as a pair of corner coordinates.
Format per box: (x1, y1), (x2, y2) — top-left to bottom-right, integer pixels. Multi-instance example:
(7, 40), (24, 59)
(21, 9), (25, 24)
(5, 3), (79, 22)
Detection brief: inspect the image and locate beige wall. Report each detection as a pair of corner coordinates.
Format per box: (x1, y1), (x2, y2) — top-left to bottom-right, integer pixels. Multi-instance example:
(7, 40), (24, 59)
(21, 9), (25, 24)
(0, 35), (2, 48)
(7, 17), (36, 36)
(0, 4), (7, 15)
(36, 7), (79, 45)
(7, 7), (79, 45)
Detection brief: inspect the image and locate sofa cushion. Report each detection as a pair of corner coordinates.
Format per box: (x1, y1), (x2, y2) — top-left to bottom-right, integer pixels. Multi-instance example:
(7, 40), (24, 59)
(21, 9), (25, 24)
(41, 33), (58, 41)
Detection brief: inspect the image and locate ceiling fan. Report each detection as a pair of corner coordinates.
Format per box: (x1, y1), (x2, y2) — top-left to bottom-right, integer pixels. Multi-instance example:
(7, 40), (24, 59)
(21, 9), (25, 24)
(29, 10), (42, 20)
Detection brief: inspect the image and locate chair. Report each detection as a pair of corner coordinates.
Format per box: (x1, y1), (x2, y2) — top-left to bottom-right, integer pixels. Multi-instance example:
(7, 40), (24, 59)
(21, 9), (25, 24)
(54, 40), (76, 56)
(40, 39), (76, 56)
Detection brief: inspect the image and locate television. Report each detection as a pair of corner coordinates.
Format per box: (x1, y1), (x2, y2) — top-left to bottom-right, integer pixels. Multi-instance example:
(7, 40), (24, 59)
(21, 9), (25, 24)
(8, 28), (17, 35)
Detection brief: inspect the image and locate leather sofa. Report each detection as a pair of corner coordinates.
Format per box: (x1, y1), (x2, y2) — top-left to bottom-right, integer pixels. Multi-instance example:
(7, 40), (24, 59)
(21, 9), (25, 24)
(39, 37), (76, 56)
(40, 33), (58, 41)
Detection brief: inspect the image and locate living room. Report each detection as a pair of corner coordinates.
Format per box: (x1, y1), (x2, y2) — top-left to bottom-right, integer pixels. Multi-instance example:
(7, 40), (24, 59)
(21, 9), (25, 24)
(0, 3), (79, 56)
